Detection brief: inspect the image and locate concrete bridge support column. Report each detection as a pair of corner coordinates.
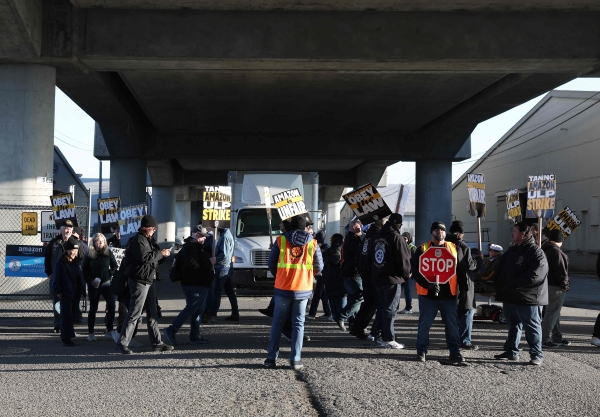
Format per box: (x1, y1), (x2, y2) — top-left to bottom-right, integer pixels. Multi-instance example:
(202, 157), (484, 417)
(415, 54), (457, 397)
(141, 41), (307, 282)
(109, 159), (147, 206)
(176, 200), (191, 241)
(0, 65), (55, 205)
(320, 186), (345, 239)
(152, 186), (176, 247)
(415, 159), (452, 245)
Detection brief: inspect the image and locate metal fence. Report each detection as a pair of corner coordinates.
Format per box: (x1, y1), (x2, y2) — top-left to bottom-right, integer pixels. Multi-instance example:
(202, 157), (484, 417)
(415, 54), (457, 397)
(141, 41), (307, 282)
(0, 204), (89, 317)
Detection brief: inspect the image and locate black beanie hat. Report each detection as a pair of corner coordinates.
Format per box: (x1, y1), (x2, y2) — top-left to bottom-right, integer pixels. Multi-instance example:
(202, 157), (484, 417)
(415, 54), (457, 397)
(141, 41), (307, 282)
(449, 220), (465, 234)
(548, 228), (565, 243)
(291, 215), (307, 231)
(141, 215), (158, 228)
(402, 232), (413, 244)
(430, 221), (446, 233)
(389, 213), (403, 225)
(63, 237), (79, 251)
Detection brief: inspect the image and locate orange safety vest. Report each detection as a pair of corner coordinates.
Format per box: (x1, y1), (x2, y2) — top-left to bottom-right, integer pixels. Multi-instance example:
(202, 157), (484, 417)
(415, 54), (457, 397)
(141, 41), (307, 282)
(275, 235), (316, 292)
(416, 241), (458, 296)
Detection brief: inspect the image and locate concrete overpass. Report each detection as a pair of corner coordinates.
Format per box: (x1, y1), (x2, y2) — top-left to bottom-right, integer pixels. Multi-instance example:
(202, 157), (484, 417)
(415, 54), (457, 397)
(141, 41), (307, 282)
(2, 0), (600, 241)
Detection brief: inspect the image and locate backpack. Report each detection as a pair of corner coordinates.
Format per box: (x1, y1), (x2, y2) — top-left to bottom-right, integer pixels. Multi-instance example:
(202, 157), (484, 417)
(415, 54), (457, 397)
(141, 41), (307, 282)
(169, 251), (183, 282)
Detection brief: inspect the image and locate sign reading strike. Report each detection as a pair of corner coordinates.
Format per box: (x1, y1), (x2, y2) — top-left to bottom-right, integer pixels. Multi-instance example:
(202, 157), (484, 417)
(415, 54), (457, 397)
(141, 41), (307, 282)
(118, 203), (147, 235)
(202, 186), (232, 228)
(467, 173), (486, 218)
(5, 245), (46, 278)
(506, 189), (521, 222)
(342, 183), (392, 225)
(543, 206), (581, 240)
(526, 174), (556, 219)
(272, 188), (308, 220)
(98, 197), (121, 228)
(50, 193), (77, 227)
(418, 246), (456, 284)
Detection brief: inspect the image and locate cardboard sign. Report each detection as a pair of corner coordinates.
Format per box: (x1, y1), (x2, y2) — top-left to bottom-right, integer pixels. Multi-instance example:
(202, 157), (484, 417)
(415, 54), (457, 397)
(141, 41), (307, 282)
(50, 193), (77, 227)
(272, 188), (308, 221)
(526, 174), (556, 219)
(22, 212), (37, 236)
(41, 211), (59, 242)
(5, 245), (46, 278)
(342, 183), (392, 225)
(202, 186), (232, 228)
(506, 189), (521, 222)
(543, 206), (581, 240)
(118, 203), (147, 235)
(98, 197), (121, 229)
(467, 173), (486, 218)
(110, 247), (126, 269)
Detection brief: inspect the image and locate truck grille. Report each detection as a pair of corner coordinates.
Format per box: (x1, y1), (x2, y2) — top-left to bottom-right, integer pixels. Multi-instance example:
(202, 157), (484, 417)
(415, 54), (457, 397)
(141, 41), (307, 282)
(251, 250), (270, 266)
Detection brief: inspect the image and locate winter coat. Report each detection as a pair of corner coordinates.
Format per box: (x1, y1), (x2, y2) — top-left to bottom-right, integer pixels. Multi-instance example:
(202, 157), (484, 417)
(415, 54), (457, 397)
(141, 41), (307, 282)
(542, 241), (569, 291)
(411, 241), (459, 301)
(495, 236), (548, 306)
(371, 222), (412, 286)
(122, 232), (164, 285)
(323, 238), (346, 298)
(340, 231), (362, 278)
(473, 254), (502, 294)
(356, 223), (383, 280)
(178, 240), (214, 287)
(81, 247), (118, 287)
(44, 235), (85, 276)
(51, 256), (86, 300)
(107, 234), (121, 248)
(446, 233), (477, 310)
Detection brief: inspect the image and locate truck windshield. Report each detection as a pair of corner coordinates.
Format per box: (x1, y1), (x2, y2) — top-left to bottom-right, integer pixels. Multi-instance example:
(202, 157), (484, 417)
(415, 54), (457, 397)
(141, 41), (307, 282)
(236, 209), (283, 238)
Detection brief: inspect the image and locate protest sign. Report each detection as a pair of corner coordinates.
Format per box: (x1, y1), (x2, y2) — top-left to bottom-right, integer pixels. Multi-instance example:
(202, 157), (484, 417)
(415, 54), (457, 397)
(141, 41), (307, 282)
(467, 173), (486, 218)
(98, 197), (121, 230)
(118, 203), (147, 235)
(506, 189), (521, 222)
(5, 245), (46, 278)
(41, 211), (59, 242)
(202, 186), (232, 228)
(50, 192), (77, 227)
(343, 183), (392, 225)
(272, 188), (308, 221)
(526, 174), (556, 219)
(110, 247), (126, 268)
(543, 206), (581, 240)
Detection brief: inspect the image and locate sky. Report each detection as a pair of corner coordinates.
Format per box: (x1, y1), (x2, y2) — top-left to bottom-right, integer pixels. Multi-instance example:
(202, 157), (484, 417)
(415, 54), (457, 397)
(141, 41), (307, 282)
(54, 77), (600, 182)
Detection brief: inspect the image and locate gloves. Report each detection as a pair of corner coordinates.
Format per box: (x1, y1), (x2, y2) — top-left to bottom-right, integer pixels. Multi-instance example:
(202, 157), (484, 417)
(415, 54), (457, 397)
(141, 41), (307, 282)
(93, 278), (101, 288)
(427, 283), (440, 295)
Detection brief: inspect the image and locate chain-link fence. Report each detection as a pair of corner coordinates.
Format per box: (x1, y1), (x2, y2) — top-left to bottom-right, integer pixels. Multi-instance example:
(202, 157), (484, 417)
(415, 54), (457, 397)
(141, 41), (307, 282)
(0, 204), (89, 317)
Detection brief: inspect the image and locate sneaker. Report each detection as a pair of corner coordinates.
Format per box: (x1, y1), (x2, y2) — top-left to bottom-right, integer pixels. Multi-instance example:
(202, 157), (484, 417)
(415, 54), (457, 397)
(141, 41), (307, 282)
(375, 336), (383, 345)
(153, 343), (174, 352)
(494, 351), (519, 361)
(87, 333), (96, 342)
(328, 316), (334, 322)
(461, 343), (479, 351)
(318, 314), (332, 320)
(542, 340), (560, 348)
(529, 357), (543, 366)
(290, 360), (304, 370)
(63, 339), (76, 347)
(417, 351), (426, 362)
(128, 338), (143, 348)
(306, 315), (316, 320)
(554, 339), (571, 346)
(449, 353), (464, 364)
(105, 330), (118, 341)
(258, 308), (273, 318)
(349, 330), (369, 340)
(367, 334), (376, 342)
(163, 328), (177, 346)
(591, 336), (600, 347)
(264, 359), (276, 368)
(400, 309), (413, 314)
(189, 337), (210, 345)
(381, 341), (405, 349)
(109, 331), (120, 343)
(224, 315), (240, 321)
(335, 319), (346, 332)
(53, 326), (60, 333)
(114, 343), (132, 354)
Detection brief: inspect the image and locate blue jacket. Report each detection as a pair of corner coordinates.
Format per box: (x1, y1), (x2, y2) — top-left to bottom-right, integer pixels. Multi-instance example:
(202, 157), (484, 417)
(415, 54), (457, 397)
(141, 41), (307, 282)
(51, 256), (86, 300)
(268, 230), (324, 300)
(215, 229), (234, 269)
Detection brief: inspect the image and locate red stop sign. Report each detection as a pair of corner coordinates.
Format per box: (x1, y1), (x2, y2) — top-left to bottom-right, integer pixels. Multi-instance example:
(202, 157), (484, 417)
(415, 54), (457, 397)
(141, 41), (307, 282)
(418, 246), (457, 284)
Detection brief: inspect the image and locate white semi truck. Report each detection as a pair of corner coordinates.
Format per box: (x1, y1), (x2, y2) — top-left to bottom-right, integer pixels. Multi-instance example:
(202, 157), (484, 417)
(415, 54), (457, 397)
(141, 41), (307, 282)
(229, 171), (317, 289)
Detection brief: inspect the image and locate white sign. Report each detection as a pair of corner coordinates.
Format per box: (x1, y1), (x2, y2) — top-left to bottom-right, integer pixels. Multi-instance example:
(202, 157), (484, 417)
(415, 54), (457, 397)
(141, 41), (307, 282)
(110, 247), (126, 268)
(41, 211), (59, 242)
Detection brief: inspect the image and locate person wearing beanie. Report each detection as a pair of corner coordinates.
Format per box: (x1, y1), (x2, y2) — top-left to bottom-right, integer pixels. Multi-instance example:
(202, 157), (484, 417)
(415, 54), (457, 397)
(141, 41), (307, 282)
(446, 220), (478, 351)
(400, 231), (417, 314)
(115, 215), (174, 354)
(541, 228), (570, 348)
(411, 221), (464, 364)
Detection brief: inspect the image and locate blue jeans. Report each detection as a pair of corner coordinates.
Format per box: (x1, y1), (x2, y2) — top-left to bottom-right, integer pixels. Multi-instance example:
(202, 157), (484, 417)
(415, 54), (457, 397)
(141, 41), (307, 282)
(401, 278), (413, 311)
(458, 308), (474, 346)
(416, 296), (461, 355)
(340, 276), (363, 321)
(210, 267), (239, 317)
(169, 285), (210, 341)
(267, 296), (308, 362)
(88, 285), (116, 333)
(376, 284), (402, 342)
(328, 296), (347, 321)
(503, 302), (543, 360)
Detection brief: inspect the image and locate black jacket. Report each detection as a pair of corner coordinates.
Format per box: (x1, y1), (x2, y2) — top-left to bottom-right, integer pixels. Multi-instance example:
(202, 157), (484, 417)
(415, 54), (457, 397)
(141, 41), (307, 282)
(340, 231), (362, 278)
(178, 241), (214, 287)
(445, 233), (477, 310)
(81, 249), (118, 287)
(495, 236), (548, 306)
(372, 222), (412, 286)
(473, 254), (502, 293)
(323, 238), (346, 298)
(51, 256), (86, 300)
(44, 235), (85, 276)
(542, 241), (569, 291)
(107, 234), (121, 248)
(122, 232), (164, 285)
(356, 224), (383, 280)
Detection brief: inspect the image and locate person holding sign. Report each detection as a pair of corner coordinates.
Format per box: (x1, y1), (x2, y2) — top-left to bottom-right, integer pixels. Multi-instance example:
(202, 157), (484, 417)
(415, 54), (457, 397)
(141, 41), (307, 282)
(411, 222), (463, 364)
(264, 215), (323, 370)
(494, 222), (548, 366)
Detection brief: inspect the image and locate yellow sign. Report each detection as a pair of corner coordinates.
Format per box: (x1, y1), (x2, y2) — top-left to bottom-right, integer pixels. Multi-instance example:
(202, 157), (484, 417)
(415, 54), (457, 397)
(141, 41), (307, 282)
(22, 212), (38, 236)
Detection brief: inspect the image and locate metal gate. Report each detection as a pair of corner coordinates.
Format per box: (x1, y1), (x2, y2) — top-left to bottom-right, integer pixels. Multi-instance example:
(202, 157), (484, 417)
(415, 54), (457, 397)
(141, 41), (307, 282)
(0, 204), (89, 317)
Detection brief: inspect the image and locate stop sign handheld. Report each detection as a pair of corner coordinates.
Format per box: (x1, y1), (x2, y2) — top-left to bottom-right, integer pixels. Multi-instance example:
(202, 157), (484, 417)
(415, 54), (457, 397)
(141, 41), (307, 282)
(418, 246), (457, 295)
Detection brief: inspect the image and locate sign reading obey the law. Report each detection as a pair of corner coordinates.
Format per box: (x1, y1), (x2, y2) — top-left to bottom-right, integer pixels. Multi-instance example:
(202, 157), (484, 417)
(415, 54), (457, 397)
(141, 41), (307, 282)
(50, 193), (77, 228)
(342, 183), (392, 225)
(117, 203), (147, 235)
(202, 186), (232, 228)
(98, 197), (121, 229)
(272, 188), (308, 220)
